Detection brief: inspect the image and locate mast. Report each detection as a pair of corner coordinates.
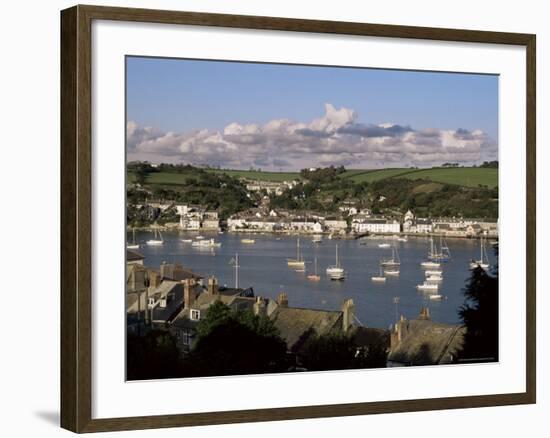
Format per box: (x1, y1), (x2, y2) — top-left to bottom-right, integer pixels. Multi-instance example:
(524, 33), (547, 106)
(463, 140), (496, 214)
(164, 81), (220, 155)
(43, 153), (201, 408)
(336, 244), (340, 267)
(235, 253), (239, 289)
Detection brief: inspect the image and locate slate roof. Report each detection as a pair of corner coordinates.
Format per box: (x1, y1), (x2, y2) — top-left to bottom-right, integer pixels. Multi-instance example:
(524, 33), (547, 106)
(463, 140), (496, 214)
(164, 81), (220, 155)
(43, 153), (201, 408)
(388, 320), (466, 366)
(269, 306), (343, 351)
(126, 249), (145, 262)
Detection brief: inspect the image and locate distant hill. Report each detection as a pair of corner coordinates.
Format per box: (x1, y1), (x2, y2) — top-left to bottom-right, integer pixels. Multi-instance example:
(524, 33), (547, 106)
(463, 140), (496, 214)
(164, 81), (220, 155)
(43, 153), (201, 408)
(341, 167), (498, 188)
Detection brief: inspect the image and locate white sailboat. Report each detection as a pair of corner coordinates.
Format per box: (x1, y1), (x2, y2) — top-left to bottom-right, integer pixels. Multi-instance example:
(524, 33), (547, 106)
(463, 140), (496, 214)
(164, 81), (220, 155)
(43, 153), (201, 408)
(192, 238), (221, 248)
(146, 229), (164, 246)
(380, 245), (400, 267)
(126, 227), (139, 249)
(429, 236), (451, 261)
(421, 237), (441, 268)
(378, 243), (391, 248)
(469, 236), (490, 270)
(326, 244), (345, 279)
(417, 281), (439, 292)
(287, 238), (305, 268)
(429, 294), (444, 300)
(384, 269), (400, 276)
(371, 266), (386, 282)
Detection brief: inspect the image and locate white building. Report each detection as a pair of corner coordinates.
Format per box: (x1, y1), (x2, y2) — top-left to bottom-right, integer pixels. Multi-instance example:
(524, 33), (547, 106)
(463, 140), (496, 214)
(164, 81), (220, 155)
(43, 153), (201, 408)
(352, 218), (400, 234)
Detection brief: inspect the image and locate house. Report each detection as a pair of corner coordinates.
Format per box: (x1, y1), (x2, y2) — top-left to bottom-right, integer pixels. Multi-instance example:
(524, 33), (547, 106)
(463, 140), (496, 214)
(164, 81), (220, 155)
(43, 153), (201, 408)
(388, 308), (466, 366)
(265, 294), (355, 353)
(352, 218), (400, 234)
(466, 223), (483, 237)
(324, 218), (348, 232)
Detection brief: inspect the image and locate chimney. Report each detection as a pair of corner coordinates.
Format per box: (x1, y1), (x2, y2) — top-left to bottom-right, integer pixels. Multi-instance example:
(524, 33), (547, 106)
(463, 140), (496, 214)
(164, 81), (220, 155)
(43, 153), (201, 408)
(390, 316), (407, 351)
(149, 271), (161, 289)
(207, 276), (219, 295)
(253, 296), (267, 317)
(277, 292), (288, 308)
(419, 307), (431, 320)
(183, 279), (197, 309)
(341, 298), (355, 333)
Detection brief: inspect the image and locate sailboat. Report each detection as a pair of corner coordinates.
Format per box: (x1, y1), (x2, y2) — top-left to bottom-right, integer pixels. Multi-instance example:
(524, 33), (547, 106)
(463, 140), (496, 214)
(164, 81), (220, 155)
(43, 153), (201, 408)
(287, 238), (305, 268)
(326, 244), (345, 279)
(146, 228), (164, 246)
(371, 266), (386, 282)
(380, 245), (400, 267)
(417, 281), (439, 292)
(307, 257), (321, 281)
(421, 237), (441, 268)
(469, 236), (490, 270)
(126, 227), (139, 249)
(429, 236), (451, 261)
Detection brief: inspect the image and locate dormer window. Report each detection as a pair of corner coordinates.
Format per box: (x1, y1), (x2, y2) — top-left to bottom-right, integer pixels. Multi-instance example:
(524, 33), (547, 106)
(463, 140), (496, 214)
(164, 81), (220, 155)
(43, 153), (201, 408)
(190, 309), (201, 321)
(159, 298), (167, 308)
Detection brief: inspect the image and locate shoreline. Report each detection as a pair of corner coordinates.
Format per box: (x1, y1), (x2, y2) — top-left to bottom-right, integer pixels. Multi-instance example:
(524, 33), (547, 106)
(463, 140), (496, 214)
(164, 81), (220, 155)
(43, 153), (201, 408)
(127, 225), (498, 241)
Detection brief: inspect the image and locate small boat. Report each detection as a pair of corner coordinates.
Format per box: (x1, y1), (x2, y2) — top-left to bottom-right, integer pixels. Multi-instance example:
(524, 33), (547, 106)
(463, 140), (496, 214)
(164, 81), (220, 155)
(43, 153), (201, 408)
(426, 275), (443, 283)
(181, 239), (193, 243)
(417, 281), (439, 292)
(241, 238), (255, 244)
(371, 266), (386, 282)
(469, 236), (490, 270)
(146, 229), (164, 246)
(421, 261), (441, 269)
(380, 246), (401, 267)
(397, 236), (408, 242)
(429, 294), (444, 301)
(287, 238), (305, 268)
(326, 244), (344, 277)
(424, 270), (442, 276)
(307, 257), (321, 281)
(330, 270), (346, 280)
(196, 235), (204, 240)
(378, 243), (391, 249)
(192, 238), (221, 248)
(429, 236), (451, 262)
(384, 269), (400, 276)
(126, 227), (139, 249)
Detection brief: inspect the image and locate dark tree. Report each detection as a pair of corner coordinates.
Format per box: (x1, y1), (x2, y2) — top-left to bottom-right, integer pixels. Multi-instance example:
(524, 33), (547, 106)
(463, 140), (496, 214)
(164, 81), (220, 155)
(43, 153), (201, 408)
(299, 331), (387, 371)
(127, 330), (182, 380)
(183, 301), (288, 377)
(458, 256), (499, 362)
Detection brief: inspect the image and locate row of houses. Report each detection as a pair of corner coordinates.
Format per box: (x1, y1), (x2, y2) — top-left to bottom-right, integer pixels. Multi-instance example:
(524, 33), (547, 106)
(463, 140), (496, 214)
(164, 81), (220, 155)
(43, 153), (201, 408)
(126, 250), (467, 368)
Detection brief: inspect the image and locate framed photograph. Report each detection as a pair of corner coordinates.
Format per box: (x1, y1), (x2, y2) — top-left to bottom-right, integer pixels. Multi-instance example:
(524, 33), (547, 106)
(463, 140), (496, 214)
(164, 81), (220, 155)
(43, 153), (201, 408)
(60, 4), (536, 433)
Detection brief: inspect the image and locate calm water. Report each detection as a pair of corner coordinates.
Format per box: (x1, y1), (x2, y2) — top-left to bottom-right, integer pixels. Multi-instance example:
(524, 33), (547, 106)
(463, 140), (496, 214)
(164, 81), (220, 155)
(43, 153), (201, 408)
(129, 231), (496, 329)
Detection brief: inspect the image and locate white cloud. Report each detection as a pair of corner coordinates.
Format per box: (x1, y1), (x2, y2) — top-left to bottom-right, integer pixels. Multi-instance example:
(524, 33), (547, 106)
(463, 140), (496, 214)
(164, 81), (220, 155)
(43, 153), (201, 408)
(127, 104), (497, 169)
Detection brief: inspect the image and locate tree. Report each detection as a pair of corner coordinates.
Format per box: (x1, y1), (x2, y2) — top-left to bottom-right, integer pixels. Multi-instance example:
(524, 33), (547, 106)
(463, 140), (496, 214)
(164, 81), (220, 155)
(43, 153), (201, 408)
(457, 255), (499, 362)
(184, 301), (289, 377)
(127, 330), (182, 380)
(299, 331), (387, 371)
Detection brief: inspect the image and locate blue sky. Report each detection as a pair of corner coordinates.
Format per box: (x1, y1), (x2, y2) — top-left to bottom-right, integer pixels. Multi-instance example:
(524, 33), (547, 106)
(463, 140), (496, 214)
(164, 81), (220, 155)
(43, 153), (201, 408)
(126, 56), (498, 170)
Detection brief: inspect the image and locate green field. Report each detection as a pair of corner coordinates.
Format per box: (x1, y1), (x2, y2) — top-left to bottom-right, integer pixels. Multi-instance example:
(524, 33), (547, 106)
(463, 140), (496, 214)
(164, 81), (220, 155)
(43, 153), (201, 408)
(128, 166), (497, 188)
(400, 167), (498, 188)
(342, 168), (413, 183)
(342, 167), (497, 188)
(206, 169), (300, 182)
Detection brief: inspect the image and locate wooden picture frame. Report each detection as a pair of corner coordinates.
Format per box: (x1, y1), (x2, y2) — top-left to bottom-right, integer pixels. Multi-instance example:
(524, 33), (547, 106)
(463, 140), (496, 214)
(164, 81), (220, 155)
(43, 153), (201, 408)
(60, 4), (536, 433)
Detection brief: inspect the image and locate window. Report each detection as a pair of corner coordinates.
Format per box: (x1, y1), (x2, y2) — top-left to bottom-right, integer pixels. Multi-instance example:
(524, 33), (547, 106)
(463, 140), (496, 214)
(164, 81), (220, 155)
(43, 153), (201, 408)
(159, 298), (167, 308)
(190, 309), (201, 321)
(147, 297), (155, 308)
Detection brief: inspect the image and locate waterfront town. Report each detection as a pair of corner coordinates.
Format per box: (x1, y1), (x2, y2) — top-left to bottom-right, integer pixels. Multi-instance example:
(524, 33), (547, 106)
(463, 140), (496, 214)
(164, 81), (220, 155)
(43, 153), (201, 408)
(126, 171), (499, 379)
(128, 174), (499, 239)
(125, 59), (499, 380)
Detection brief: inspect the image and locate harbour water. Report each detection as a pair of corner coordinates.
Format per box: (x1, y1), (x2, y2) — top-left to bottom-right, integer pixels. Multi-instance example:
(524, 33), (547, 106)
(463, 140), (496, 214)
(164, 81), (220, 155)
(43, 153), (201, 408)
(129, 231), (496, 329)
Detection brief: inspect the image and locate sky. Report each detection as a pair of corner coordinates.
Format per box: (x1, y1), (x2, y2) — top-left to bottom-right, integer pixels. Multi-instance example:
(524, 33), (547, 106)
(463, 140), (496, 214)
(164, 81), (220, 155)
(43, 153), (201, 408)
(126, 56), (498, 171)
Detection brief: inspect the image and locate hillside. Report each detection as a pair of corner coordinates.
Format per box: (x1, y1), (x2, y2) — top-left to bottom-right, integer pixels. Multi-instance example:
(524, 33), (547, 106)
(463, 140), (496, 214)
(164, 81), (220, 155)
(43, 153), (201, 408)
(342, 167), (498, 188)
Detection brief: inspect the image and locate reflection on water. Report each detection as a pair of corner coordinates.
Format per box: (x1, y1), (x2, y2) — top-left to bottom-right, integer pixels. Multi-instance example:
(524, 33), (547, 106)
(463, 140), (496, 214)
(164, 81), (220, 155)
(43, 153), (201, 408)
(130, 231), (496, 329)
